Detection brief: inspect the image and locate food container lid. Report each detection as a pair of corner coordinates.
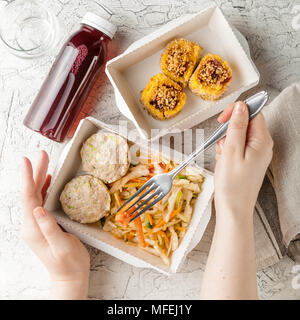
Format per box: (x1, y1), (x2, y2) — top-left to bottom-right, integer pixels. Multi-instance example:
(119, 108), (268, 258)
(81, 12), (116, 39)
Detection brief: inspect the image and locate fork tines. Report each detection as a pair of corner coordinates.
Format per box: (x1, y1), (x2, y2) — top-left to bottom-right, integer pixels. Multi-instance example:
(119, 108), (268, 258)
(116, 179), (164, 223)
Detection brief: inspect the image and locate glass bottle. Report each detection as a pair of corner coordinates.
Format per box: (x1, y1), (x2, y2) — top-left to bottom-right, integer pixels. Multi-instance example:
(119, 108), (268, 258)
(23, 12), (116, 142)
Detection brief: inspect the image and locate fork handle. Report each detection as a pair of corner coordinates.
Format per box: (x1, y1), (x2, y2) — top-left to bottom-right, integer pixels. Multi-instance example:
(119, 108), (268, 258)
(169, 91), (269, 178)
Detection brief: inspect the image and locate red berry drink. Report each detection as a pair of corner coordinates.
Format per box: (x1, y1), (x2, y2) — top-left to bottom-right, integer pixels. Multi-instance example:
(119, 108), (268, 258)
(24, 13), (116, 142)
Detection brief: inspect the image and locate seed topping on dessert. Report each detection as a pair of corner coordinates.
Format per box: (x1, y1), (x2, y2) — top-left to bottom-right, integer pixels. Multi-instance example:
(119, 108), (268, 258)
(198, 59), (231, 86)
(165, 43), (191, 77)
(150, 85), (182, 110)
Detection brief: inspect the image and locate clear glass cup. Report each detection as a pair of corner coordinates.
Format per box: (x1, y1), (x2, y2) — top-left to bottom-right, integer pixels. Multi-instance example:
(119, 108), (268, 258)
(0, 0), (60, 58)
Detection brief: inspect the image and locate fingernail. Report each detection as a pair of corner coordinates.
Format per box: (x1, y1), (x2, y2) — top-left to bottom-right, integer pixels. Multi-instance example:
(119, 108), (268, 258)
(33, 207), (47, 220)
(234, 102), (246, 114)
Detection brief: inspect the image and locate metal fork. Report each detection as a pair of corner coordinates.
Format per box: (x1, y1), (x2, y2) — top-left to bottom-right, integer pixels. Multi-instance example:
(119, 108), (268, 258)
(117, 91), (269, 222)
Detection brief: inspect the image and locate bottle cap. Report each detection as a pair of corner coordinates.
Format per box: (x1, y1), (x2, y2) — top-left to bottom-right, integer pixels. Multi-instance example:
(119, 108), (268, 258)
(81, 12), (116, 39)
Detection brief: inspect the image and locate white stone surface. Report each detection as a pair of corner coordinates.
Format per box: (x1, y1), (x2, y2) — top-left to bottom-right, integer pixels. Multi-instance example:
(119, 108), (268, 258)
(0, 0), (300, 300)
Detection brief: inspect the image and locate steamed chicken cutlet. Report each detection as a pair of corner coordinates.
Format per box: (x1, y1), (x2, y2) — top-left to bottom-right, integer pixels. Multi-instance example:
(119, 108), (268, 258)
(60, 175), (111, 224)
(80, 132), (130, 183)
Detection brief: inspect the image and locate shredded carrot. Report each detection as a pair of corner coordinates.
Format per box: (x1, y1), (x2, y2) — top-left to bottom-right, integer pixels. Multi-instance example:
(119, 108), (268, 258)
(115, 204), (138, 227)
(116, 196), (135, 214)
(149, 167), (155, 174)
(144, 218), (165, 236)
(175, 226), (185, 232)
(159, 162), (166, 170)
(154, 218), (165, 229)
(147, 173), (155, 179)
(126, 233), (134, 240)
(144, 207), (182, 236)
(123, 182), (145, 188)
(164, 162), (170, 173)
(134, 216), (146, 247)
(113, 228), (122, 239)
(129, 178), (147, 183)
(159, 231), (170, 246)
(170, 207), (181, 220)
(147, 213), (153, 226)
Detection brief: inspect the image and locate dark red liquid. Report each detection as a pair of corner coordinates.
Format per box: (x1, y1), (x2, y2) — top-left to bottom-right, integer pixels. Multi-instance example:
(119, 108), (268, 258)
(24, 24), (110, 142)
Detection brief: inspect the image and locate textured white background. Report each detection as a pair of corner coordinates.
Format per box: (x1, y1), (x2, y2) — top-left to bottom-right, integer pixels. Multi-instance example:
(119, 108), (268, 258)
(0, 0), (300, 299)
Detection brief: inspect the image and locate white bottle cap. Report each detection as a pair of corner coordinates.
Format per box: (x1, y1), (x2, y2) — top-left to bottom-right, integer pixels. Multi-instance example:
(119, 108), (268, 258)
(81, 12), (116, 39)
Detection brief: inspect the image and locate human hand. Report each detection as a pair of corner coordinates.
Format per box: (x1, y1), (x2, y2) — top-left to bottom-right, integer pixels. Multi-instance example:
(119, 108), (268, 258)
(200, 101), (270, 299)
(214, 101), (273, 222)
(21, 151), (90, 299)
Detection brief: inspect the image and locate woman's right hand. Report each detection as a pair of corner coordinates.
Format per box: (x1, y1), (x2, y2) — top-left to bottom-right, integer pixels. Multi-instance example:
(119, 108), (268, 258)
(200, 101), (273, 300)
(214, 101), (273, 221)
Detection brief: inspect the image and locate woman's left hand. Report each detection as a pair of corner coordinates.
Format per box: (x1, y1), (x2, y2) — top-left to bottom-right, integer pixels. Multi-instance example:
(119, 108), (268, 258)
(21, 151), (90, 300)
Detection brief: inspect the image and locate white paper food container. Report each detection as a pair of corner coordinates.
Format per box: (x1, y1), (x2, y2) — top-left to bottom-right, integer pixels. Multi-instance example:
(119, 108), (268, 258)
(105, 3), (259, 140)
(44, 117), (214, 274)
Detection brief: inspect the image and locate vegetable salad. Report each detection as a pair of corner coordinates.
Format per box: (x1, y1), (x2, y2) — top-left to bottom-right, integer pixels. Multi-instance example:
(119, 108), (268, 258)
(101, 150), (205, 266)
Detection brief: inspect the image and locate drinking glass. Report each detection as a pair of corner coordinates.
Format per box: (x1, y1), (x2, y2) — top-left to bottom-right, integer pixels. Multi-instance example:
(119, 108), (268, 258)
(0, 0), (60, 58)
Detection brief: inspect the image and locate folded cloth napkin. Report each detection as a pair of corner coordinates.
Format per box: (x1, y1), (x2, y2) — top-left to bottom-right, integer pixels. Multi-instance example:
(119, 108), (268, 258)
(264, 82), (300, 247)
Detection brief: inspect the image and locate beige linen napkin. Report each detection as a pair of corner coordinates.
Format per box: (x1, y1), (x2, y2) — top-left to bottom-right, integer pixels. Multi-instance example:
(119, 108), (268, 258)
(264, 82), (300, 246)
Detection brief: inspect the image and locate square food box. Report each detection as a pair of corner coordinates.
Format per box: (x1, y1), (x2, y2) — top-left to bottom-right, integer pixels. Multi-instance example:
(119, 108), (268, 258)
(105, 3), (259, 140)
(45, 117), (214, 274)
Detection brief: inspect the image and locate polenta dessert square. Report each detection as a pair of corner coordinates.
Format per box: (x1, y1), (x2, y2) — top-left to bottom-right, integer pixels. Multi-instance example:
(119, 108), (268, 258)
(160, 39), (203, 87)
(141, 73), (187, 120)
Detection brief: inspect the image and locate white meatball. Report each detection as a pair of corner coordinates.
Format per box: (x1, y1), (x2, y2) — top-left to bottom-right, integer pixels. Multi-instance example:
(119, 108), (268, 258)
(60, 175), (111, 223)
(80, 132), (130, 183)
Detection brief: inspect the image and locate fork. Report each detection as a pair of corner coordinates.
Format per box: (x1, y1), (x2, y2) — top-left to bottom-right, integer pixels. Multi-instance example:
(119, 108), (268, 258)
(117, 91), (269, 222)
